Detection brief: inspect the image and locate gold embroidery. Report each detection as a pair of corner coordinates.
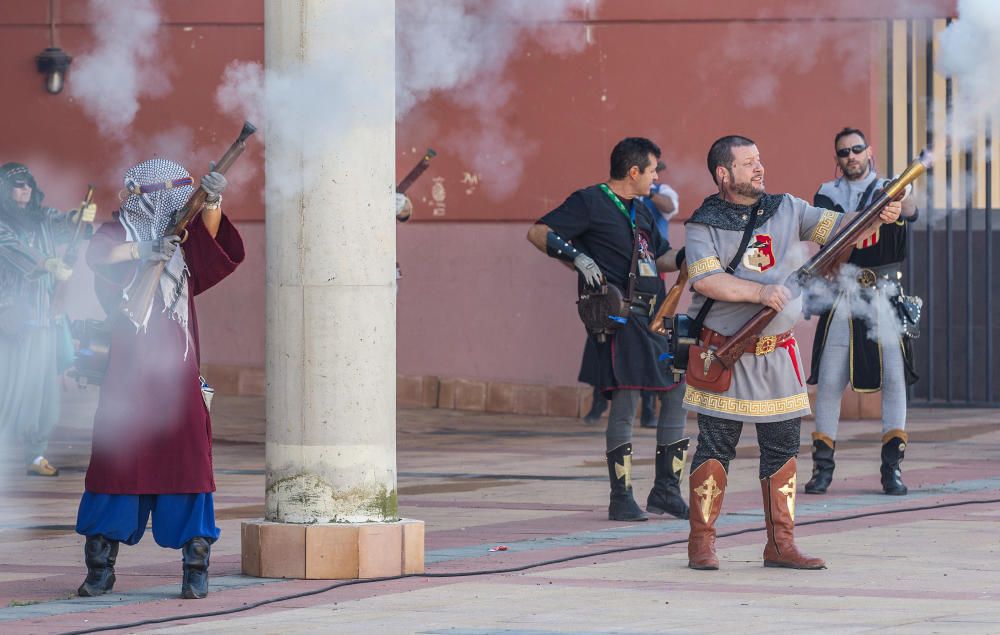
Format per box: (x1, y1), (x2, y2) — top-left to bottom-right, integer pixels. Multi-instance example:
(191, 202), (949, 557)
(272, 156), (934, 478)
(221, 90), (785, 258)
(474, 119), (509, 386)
(689, 256), (723, 277)
(683, 386), (811, 417)
(755, 335), (777, 356)
(693, 474), (722, 523)
(810, 210), (838, 245)
(614, 453), (632, 490)
(779, 475), (796, 521)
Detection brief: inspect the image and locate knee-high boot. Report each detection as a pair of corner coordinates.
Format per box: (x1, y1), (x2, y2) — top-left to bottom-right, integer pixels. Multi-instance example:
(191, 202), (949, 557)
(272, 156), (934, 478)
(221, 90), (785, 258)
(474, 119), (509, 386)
(646, 438), (690, 519)
(78, 535), (119, 597)
(606, 443), (647, 522)
(761, 458), (826, 569)
(880, 429), (908, 495)
(181, 537), (212, 599)
(804, 432), (836, 494)
(687, 459), (727, 570)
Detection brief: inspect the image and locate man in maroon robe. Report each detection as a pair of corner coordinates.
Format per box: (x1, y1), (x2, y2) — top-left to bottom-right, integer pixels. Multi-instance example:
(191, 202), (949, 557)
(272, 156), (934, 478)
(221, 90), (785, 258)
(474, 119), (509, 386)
(75, 158), (244, 600)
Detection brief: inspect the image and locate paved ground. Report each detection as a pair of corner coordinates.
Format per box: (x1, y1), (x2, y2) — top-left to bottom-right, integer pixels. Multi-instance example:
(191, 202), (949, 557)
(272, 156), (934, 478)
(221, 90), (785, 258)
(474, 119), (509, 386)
(0, 386), (998, 634)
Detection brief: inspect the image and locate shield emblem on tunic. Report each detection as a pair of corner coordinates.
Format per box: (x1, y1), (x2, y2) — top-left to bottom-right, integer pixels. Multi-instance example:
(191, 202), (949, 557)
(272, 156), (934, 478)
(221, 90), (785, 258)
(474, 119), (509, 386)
(743, 234), (776, 272)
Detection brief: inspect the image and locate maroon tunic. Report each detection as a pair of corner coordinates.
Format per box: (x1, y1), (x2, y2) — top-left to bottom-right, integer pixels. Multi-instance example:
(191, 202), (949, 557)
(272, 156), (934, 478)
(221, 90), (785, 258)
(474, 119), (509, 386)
(84, 214), (244, 494)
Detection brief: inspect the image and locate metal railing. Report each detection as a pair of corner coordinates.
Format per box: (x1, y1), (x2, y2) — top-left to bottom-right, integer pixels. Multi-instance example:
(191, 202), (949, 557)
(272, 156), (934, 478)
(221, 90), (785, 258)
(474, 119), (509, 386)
(885, 19), (998, 406)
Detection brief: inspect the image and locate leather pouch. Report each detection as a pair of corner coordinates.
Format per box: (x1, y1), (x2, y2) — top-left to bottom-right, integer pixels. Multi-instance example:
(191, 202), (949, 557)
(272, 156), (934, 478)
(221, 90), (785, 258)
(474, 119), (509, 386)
(684, 344), (733, 393)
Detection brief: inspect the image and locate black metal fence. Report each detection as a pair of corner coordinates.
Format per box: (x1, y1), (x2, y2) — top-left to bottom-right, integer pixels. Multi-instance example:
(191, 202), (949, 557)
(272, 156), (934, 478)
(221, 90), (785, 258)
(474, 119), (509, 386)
(885, 19), (998, 406)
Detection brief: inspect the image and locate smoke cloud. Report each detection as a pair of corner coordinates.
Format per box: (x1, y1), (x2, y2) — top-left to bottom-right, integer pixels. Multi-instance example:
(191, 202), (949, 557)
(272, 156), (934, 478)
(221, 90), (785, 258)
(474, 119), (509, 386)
(937, 0), (1000, 146)
(215, 0), (594, 203)
(68, 0), (169, 139)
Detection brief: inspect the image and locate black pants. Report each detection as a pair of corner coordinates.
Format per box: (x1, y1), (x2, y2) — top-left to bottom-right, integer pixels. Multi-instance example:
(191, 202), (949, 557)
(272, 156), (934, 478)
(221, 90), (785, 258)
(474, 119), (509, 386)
(690, 414), (801, 479)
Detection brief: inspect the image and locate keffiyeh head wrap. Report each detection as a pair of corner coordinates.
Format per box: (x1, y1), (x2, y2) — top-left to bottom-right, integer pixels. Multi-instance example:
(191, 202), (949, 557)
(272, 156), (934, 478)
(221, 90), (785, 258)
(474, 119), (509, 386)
(0, 163), (46, 226)
(119, 159), (194, 355)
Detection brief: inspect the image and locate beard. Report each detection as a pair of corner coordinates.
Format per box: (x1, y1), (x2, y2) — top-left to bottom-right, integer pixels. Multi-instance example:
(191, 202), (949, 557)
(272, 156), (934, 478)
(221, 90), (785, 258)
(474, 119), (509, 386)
(842, 160), (868, 180)
(731, 180), (764, 198)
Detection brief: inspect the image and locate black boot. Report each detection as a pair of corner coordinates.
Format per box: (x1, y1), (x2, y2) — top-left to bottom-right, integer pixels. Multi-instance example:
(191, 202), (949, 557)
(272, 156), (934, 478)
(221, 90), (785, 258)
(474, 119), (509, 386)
(881, 429), (909, 495)
(606, 443), (647, 521)
(639, 391), (657, 428)
(804, 433), (836, 494)
(583, 387), (608, 424)
(646, 438), (690, 519)
(181, 537), (211, 599)
(78, 535), (119, 597)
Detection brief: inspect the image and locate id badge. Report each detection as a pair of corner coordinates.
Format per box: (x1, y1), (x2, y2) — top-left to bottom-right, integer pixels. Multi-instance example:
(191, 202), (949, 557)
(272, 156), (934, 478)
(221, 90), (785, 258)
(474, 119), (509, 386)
(638, 260), (657, 277)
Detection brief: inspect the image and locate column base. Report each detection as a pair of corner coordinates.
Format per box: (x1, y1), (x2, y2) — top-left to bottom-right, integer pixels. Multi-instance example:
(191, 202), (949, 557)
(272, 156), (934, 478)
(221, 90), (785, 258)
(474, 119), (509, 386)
(241, 518), (424, 579)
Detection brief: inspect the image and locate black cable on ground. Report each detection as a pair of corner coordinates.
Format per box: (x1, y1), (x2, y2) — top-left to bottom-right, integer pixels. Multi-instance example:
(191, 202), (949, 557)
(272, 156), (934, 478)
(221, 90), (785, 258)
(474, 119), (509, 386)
(60, 496), (1000, 635)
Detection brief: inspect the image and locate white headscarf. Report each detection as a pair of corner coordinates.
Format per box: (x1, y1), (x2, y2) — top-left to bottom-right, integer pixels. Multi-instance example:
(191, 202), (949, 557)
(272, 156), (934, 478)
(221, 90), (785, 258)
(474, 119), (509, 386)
(118, 159), (193, 353)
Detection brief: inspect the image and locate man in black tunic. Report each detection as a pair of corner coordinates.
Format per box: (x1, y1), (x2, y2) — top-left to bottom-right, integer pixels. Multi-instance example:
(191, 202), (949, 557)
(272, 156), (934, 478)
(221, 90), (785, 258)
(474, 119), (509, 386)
(806, 128), (919, 496)
(527, 137), (688, 521)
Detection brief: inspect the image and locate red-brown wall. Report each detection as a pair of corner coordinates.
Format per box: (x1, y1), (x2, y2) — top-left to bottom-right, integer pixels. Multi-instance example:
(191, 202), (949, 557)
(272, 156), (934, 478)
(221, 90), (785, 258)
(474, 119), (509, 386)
(0, 1), (956, 385)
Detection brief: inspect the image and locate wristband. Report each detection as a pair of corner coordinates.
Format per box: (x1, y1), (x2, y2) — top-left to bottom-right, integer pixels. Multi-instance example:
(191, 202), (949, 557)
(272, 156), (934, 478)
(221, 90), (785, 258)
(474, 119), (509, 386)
(545, 230), (582, 264)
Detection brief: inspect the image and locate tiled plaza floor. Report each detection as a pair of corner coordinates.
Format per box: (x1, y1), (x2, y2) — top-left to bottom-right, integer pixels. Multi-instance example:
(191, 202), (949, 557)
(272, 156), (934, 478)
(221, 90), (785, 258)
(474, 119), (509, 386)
(0, 387), (997, 633)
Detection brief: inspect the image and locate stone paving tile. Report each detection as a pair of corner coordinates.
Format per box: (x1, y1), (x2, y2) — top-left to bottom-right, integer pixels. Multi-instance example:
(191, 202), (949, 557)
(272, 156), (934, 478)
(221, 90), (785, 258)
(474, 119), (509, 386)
(0, 394), (997, 633)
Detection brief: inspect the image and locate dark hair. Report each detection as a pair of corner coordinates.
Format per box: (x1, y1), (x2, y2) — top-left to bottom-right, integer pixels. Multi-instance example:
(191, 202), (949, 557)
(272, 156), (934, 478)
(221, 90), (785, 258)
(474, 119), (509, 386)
(609, 137), (661, 180)
(707, 135), (755, 184)
(834, 127), (867, 147)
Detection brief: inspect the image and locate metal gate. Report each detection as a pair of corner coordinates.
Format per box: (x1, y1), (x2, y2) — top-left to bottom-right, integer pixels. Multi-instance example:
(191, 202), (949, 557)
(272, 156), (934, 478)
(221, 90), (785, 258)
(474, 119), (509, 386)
(883, 19), (998, 406)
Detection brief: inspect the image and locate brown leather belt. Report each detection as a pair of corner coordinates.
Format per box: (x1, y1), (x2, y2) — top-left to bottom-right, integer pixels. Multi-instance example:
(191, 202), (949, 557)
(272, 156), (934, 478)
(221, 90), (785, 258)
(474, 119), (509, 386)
(700, 327), (795, 356)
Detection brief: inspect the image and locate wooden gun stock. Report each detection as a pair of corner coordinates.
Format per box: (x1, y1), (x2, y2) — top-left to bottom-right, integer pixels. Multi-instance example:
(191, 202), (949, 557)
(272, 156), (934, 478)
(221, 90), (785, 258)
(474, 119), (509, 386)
(121, 122), (256, 326)
(50, 185), (96, 316)
(396, 148), (436, 194)
(649, 261), (688, 336)
(711, 150), (933, 369)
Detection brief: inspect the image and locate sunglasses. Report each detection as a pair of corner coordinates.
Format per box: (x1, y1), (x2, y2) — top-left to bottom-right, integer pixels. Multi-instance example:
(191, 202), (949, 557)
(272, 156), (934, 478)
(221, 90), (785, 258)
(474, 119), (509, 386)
(836, 144), (868, 158)
(12, 181), (30, 189)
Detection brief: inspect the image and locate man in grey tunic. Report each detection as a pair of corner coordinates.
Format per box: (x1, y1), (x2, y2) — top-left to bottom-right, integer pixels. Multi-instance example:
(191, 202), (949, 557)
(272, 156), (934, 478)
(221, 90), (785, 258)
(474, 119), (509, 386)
(806, 128), (918, 497)
(683, 136), (901, 570)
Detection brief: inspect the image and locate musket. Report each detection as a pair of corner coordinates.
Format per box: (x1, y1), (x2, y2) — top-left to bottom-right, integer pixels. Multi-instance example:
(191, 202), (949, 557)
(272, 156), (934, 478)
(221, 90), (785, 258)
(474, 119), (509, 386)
(396, 148), (437, 194)
(710, 150), (933, 370)
(649, 260), (688, 336)
(121, 121), (256, 326)
(50, 185), (95, 315)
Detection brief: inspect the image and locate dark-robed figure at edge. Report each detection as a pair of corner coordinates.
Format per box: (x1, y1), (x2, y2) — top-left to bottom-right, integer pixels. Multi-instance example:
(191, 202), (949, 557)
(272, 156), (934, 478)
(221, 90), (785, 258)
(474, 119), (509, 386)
(0, 162), (93, 477)
(75, 159), (244, 600)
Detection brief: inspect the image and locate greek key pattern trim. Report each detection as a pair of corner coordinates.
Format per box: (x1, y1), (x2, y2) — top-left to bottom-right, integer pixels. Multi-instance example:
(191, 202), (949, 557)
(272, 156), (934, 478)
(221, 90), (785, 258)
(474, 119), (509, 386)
(810, 210), (839, 245)
(683, 386), (811, 417)
(688, 256), (723, 278)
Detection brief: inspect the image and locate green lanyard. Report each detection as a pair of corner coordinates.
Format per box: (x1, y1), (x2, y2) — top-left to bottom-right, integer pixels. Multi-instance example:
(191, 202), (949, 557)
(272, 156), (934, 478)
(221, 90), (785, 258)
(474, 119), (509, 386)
(599, 183), (636, 229)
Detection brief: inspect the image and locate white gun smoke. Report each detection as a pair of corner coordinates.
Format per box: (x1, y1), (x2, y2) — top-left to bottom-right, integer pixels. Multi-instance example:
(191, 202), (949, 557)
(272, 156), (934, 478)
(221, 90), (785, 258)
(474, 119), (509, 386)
(68, 0), (169, 139)
(937, 0), (1000, 147)
(215, 0), (594, 203)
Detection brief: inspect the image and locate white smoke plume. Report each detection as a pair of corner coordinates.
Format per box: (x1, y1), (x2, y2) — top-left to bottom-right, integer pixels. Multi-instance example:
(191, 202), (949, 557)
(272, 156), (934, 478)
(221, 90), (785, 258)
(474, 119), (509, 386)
(396, 1), (591, 117)
(937, 0), (1000, 146)
(215, 0), (593, 203)
(68, 0), (168, 139)
(800, 263), (907, 343)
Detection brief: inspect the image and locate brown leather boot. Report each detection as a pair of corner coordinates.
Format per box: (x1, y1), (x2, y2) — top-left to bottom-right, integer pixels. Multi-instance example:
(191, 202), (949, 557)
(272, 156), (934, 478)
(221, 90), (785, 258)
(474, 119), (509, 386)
(761, 458), (826, 569)
(687, 459), (727, 570)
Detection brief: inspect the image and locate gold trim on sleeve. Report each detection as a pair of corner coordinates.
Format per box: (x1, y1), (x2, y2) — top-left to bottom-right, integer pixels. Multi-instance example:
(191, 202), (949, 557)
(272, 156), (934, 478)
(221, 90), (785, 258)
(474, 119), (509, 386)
(810, 210), (839, 245)
(683, 386), (811, 417)
(688, 256), (723, 278)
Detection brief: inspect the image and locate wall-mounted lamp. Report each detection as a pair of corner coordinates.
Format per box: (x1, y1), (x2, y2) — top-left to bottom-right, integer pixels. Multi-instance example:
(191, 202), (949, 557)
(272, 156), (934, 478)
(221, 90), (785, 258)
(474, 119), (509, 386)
(36, 1), (71, 95)
(35, 47), (72, 94)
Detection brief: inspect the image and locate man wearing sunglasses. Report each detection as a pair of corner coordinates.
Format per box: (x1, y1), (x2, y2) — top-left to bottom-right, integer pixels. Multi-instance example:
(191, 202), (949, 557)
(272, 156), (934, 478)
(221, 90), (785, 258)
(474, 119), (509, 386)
(0, 162), (94, 478)
(806, 128), (919, 497)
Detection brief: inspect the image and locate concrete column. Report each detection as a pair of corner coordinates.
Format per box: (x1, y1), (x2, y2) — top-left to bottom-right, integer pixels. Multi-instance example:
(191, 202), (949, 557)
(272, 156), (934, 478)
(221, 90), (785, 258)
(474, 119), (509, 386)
(243, 0), (423, 580)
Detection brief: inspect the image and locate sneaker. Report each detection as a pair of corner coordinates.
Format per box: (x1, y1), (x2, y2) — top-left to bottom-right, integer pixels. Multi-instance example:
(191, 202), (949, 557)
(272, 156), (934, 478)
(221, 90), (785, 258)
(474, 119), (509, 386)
(26, 458), (59, 477)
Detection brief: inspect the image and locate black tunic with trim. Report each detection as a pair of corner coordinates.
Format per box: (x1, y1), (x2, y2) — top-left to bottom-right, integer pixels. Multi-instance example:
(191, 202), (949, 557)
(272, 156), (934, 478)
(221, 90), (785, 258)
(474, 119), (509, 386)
(541, 185), (674, 394)
(808, 178), (918, 390)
